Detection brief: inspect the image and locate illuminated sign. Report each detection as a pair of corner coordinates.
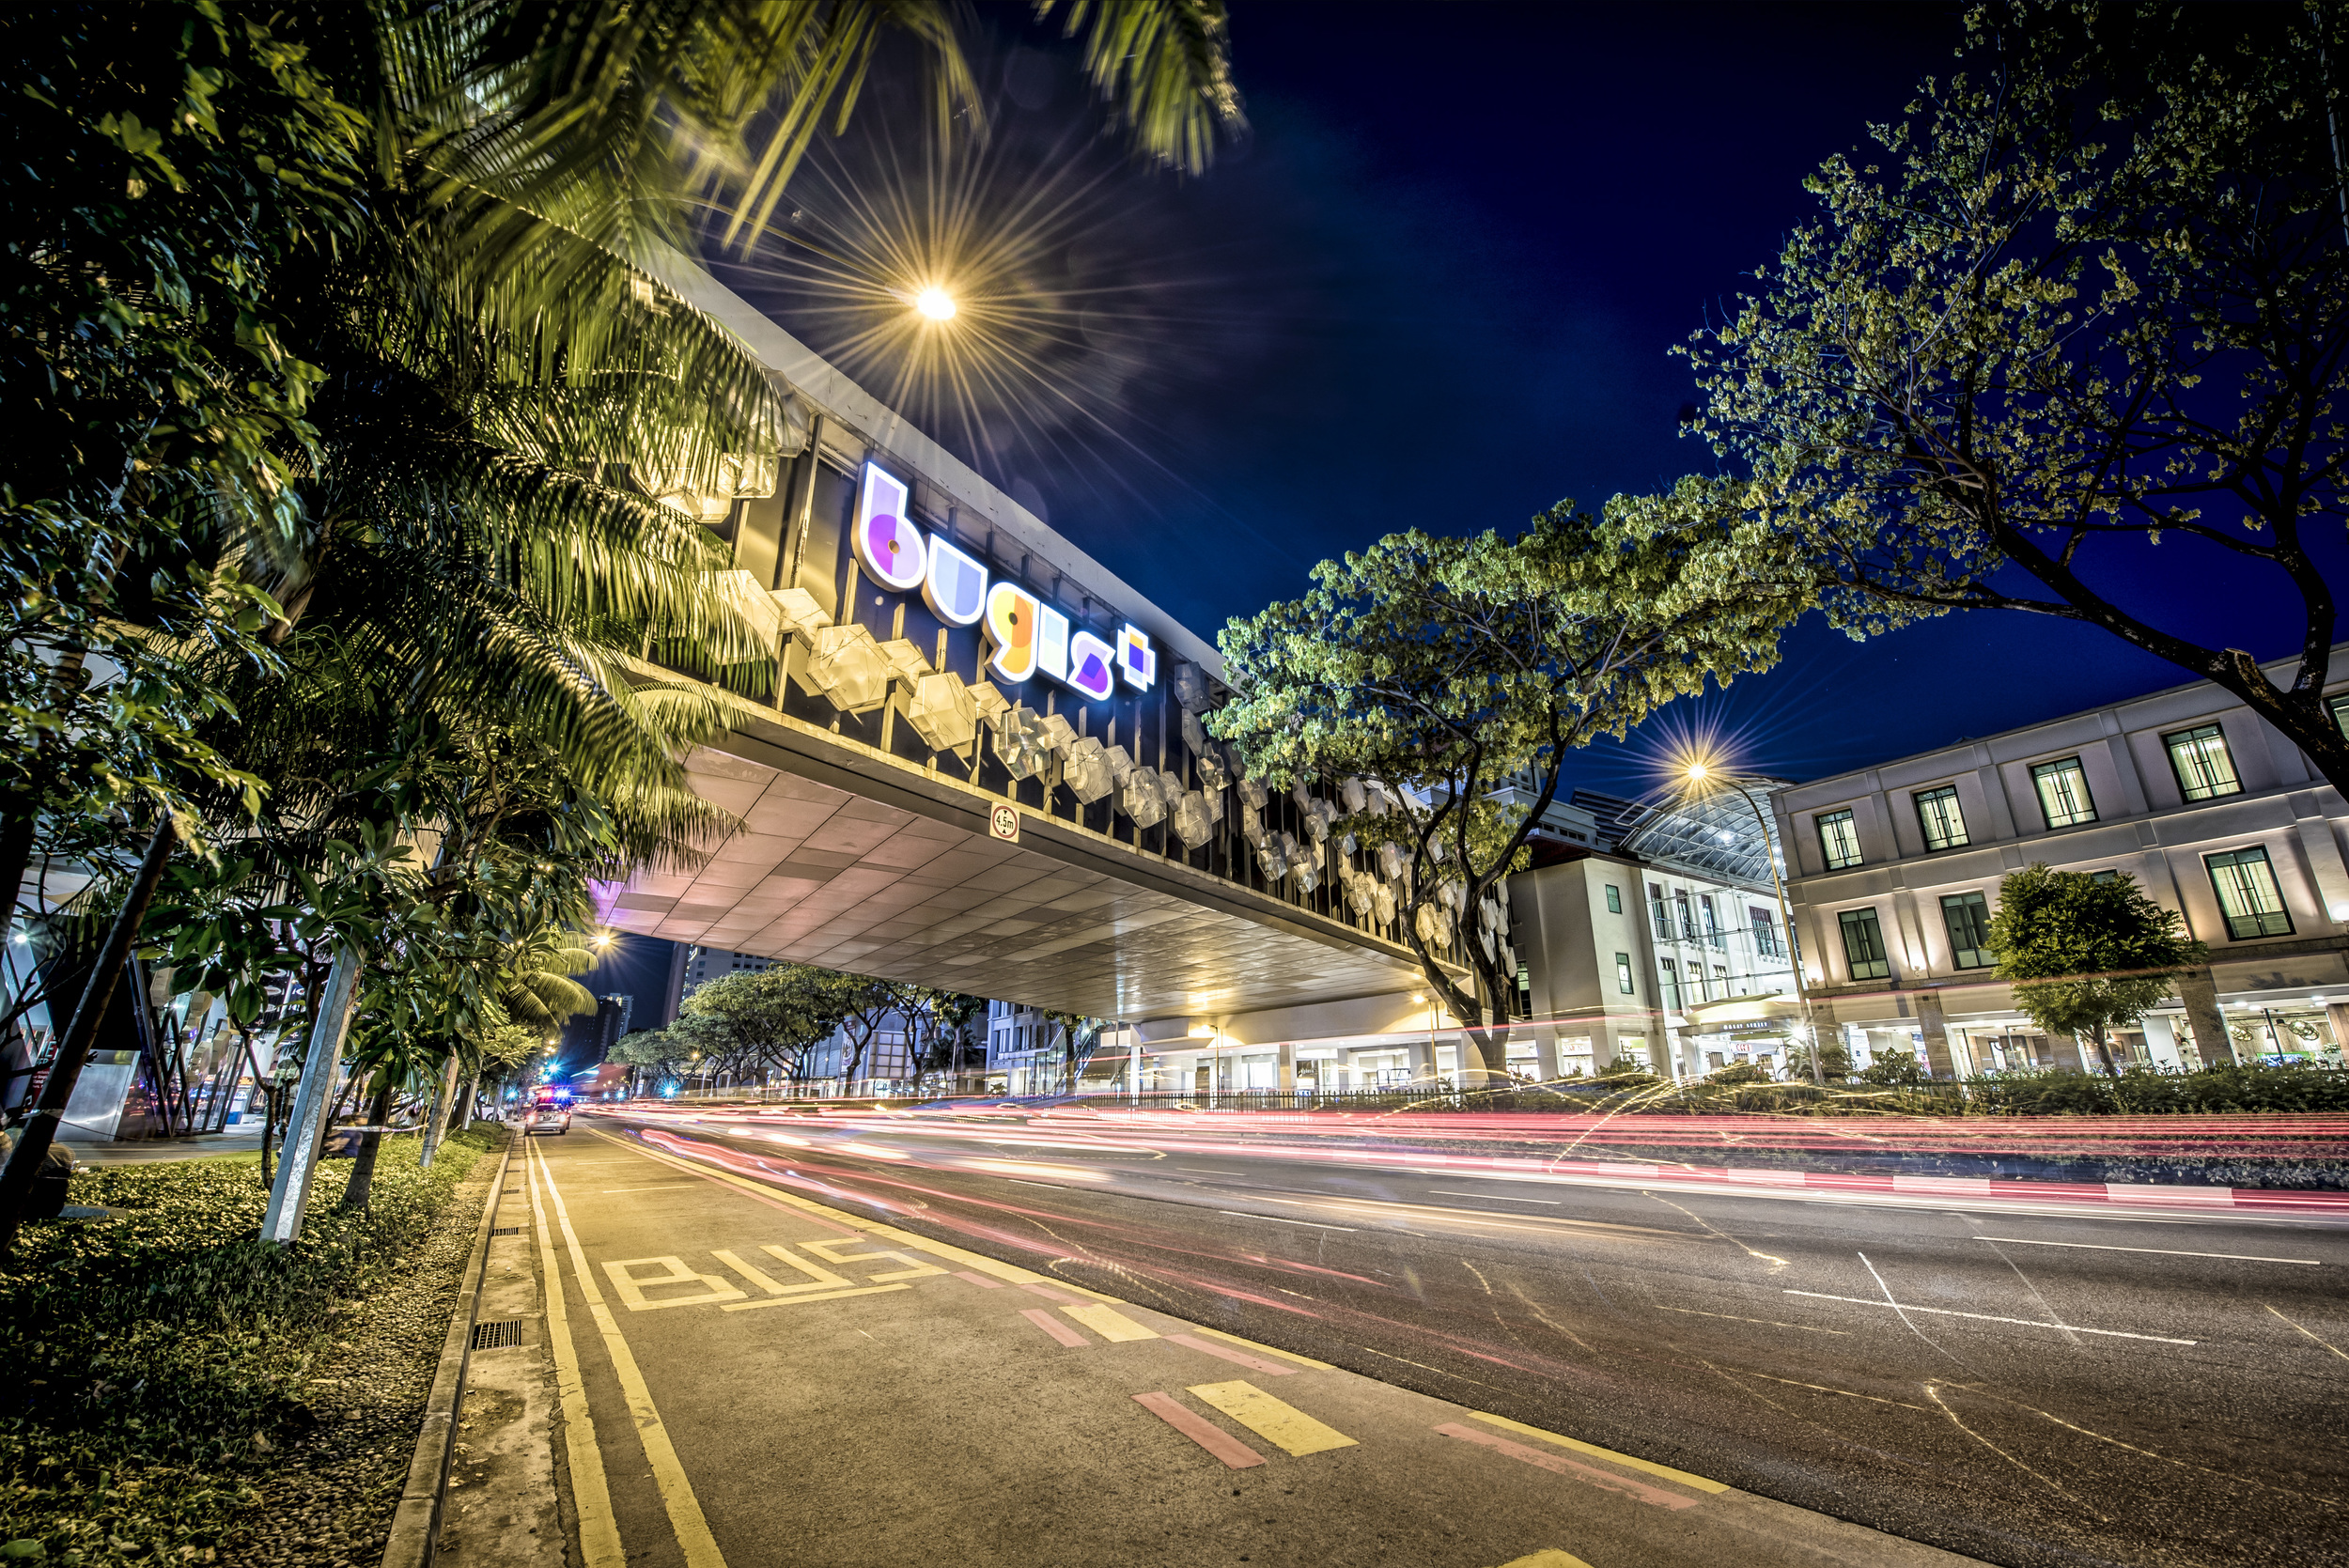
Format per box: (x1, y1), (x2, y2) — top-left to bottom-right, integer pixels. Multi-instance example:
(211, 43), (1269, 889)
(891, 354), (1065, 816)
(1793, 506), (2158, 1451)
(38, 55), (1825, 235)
(853, 461), (1157, 704)
(852, 462), (926, 592)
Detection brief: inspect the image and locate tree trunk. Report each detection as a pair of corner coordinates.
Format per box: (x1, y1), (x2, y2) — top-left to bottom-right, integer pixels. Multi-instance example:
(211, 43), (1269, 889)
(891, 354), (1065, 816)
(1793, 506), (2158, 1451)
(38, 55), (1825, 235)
(0, 818), (176, 1255)
(420, 1053), (460, 1167)
(338, 1070), (397, 1212)
(259, 942), (366, 1244)
(458, 1073), (477, 1130)
(2091, 1026), (2120, 1080)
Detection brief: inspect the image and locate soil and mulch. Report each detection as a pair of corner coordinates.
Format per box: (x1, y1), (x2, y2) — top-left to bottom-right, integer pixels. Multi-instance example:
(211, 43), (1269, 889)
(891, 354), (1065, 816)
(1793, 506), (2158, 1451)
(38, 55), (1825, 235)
(0, 1126), (507, 1567)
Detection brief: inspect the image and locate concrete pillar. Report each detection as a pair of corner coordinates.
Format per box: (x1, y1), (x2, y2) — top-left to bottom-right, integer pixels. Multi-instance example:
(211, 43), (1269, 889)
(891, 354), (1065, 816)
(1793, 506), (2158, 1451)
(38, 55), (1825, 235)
(1277, 1041), (1296, 1092)
(2327, 1002), (2349, 1061)
(1531, 1031), (1560, 1082)
(1914, 991), (1954, 1079)
(1408, 1038), (1436, 1082)
(2140, 1013), (2184, 1069)
(2175, 968), (2234, 1065)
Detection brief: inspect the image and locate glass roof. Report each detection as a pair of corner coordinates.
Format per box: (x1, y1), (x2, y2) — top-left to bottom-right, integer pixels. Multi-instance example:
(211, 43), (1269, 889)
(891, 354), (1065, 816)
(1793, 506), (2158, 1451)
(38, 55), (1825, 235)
(1575, 783), (1789, 888)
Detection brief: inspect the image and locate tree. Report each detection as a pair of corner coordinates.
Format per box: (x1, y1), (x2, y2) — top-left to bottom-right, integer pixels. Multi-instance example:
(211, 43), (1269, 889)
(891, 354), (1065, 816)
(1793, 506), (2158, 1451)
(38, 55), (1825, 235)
(1986, 863), (2207, 1078)
(1211, 505), (1802, 1088)
(1659, 2), (2349, 798)
(676, 966), (856, 1088)
(1783, 1036), (1854, 1082)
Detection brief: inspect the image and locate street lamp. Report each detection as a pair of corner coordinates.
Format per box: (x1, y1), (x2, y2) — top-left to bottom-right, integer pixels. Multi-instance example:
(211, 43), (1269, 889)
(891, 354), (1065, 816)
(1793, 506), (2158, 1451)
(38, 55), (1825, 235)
(914, 286), (957, 320)
(1676, 758), (1827, 1086)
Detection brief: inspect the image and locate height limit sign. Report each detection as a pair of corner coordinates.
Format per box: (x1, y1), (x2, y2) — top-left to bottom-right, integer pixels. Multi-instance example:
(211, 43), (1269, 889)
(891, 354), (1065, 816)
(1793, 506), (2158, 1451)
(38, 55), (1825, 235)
(988, 804), (1019, 844)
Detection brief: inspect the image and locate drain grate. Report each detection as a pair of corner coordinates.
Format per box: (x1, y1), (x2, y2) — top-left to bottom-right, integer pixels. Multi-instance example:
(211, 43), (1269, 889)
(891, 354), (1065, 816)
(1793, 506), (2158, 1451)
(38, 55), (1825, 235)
(470, 1319), (524, 1350)
(490, 1225), (523, 1236)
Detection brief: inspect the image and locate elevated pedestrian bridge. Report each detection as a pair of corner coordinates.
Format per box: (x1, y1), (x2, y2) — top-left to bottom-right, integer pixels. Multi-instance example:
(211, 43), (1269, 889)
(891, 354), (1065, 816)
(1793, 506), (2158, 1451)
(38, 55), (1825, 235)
(602, 265), (1461, 1023)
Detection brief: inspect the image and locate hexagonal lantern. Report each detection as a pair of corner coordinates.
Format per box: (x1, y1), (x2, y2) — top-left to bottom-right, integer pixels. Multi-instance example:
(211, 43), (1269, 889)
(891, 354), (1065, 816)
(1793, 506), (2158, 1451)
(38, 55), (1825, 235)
(1194, 747), (1231, 794)
(1237, 775), (1268, 812)
(1101, 744), (1136, 785)
(1120, 768), (1168, 828)
(1066, 737), (1114, 804)
(1170, 789), (1213, 847)
(1180, 708), (1210, 756)
(990, 706), (1053, 780)
(1172, 662), (1211, 713)
(1373, 881), (1397, 927)
(1039, 712), (1078, 755)
(1254, 838), (1289, 882)
(1239, 808), (1268, 847)
(806, 624), (892, 713)
(1344, 869), (1375, 918)
(905, 671), (977, 751)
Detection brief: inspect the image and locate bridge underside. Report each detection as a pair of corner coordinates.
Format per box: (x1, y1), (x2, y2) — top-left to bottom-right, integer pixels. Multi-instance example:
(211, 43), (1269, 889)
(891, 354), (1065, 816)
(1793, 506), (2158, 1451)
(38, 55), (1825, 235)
(604, 711), (1429, 1022)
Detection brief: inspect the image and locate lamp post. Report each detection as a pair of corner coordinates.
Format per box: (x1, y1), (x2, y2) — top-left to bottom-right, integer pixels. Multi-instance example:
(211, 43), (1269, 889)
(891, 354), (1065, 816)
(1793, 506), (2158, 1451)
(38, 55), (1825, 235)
(1680, 762), (1826, 1086)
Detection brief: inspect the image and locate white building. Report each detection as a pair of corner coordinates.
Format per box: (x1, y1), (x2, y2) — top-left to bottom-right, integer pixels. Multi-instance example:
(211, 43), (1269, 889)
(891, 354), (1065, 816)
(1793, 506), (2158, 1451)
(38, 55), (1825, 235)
(1510, 789), (1799, 1079)
(1769, 647), (2349, 1075)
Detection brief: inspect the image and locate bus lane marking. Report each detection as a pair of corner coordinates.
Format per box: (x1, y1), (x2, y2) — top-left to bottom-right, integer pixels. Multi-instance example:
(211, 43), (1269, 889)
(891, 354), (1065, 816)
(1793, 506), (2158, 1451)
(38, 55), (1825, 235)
(1187, 1380), (1357, 1456)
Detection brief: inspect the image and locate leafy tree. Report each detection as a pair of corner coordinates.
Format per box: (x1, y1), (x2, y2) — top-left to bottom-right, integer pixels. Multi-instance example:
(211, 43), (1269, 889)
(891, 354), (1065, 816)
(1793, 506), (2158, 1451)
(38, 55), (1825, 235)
(1212, 505), (1802, 1087)
(1656, 2), (2349, 797)
(675, 966), (857, 1087)
(1987, 863), (2208, 1078)
(1856, 1049), (1926, 1087)
(1783, 1036), (1854, 1082)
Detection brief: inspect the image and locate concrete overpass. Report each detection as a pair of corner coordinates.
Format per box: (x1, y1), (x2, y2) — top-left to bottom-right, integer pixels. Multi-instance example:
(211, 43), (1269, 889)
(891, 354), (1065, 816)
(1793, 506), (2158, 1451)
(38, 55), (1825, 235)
(602, 265), (1457, 1026)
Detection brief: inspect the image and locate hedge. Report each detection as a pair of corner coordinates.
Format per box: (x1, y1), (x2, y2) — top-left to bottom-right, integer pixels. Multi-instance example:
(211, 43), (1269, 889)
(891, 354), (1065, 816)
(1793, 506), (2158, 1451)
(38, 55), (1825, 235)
(0, 1127), (503, 1565)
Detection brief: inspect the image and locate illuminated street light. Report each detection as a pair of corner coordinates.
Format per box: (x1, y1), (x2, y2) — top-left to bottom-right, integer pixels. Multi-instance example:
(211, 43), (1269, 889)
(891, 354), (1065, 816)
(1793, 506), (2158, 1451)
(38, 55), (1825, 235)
(914, 287), (957, 320)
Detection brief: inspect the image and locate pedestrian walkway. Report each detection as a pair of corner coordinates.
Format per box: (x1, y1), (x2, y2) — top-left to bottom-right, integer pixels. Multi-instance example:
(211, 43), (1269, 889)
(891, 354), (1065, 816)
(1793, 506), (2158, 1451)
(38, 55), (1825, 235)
(451, 1123), (1992, 1568)
(65, 1129), (265, 1165)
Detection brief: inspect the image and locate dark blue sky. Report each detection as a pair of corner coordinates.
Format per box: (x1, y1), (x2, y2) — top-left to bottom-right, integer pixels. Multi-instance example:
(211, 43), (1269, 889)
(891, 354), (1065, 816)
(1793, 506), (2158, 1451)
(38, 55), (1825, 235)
(719, 3), (2323, 794)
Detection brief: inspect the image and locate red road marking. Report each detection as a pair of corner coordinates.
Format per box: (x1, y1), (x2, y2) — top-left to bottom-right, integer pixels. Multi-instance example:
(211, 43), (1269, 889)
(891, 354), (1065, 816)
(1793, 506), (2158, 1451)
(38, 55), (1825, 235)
(1133, 1390), (1267, 1469)
(1020, 1281), (1087, 1304)
(1434, 1423), (1702, 1510)
(1164, 1332), (1298, 1375)
(955, 1270), (1005, 1289)
(1019, 1307), (1090, 1347)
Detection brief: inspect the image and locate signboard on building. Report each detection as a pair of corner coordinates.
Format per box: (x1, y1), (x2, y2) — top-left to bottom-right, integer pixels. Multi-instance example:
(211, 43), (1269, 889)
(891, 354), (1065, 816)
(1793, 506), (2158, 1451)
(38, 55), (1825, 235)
(989, 804), (1020, 843)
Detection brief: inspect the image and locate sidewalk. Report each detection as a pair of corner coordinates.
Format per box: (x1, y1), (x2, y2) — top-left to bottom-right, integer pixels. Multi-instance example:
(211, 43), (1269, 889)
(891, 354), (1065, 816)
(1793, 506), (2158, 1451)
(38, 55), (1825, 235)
(65, 1129), (265, 1165)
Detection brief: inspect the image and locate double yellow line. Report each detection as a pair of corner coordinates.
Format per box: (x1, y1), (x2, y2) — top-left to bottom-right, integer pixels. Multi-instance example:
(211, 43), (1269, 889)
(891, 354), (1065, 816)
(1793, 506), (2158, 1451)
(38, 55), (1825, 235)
(526, 1136), (727, 1568)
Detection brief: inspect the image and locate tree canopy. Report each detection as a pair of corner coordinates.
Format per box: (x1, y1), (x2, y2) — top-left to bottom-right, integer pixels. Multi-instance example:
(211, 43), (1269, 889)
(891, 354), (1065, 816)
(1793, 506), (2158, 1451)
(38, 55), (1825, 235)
(1637, 0), (2349, 796)
(1211, 504), (1804, 1084)
(1987, 863), (2208, 1076)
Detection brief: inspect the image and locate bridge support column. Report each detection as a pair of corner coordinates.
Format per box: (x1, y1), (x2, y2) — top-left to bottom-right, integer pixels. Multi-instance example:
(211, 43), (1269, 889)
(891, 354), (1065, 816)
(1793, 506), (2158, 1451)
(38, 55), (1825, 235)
(1277, 1041), (1295, 1092)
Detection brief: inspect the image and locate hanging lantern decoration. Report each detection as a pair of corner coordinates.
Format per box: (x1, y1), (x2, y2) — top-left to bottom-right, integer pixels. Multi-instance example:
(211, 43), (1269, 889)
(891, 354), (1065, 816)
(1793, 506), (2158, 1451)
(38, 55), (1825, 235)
(1340, 776), (1368, 814)
(1195, 747), (1231, 795)
(1377, 842), (1408, 881)
(1255, 837), (1289, 882)
(1344, 870), (1375, 918)
(1171, 662), (1211, 712)
(1237, 775), (1268, 813)
(1373, 881), (1397, 928)
(1066, 737), (1114, 804)
(804, 624), (893, 713)
(990, 706), (1052, 780)
(1121, 768), (1169, 828)
(1171, 790), (1214, 847)
(904, 671), (978, 751)
(1181, 709), (1210, 756)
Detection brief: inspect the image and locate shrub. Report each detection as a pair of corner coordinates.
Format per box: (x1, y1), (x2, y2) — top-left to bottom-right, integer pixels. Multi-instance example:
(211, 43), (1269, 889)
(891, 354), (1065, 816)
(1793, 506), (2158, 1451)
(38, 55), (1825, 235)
(0, 1127), (503, 1565)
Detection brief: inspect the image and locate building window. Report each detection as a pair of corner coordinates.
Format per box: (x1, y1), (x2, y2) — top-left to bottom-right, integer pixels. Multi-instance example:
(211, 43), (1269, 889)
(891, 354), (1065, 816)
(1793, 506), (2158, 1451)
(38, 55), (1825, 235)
(1817, 809), (1862, 870)
(1913, 785), (1969, 851)
(2206, 846), (2294, 939)
(1657, 957), (1678, 1007)
(1605, 884), (1622, 914)
(2030, 757), (2096, 829)
(1714, 964), (1730, 997)
(2164, 724), (2242, 801)
(1941, 891), (1993, 970)
(1699, 893), (1722, 948)
(1648, 883), (1670, 941)
(2332, 692), (2349, 739)
(1674, 889), (1696, 941)
(1839, 908), (1891, 981)
(2090, 869), (2120, 885)
(1750, 907), (1781, 957)
(1616, 953), (1637, 995)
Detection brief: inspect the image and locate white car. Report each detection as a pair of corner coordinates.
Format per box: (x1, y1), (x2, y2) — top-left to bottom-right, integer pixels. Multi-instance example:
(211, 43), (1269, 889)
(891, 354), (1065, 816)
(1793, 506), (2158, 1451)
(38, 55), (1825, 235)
(521, 1101), (572, 1136)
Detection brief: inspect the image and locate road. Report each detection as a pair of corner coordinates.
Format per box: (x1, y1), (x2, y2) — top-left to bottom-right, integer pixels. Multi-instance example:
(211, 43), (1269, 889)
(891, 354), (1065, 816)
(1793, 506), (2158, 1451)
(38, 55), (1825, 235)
(531, 1104), (2349, 1568)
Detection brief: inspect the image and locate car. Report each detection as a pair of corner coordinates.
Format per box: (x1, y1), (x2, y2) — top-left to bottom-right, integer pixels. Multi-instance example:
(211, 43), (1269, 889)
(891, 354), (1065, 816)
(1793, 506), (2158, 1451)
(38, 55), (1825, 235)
(522, 1089), (573, 1135)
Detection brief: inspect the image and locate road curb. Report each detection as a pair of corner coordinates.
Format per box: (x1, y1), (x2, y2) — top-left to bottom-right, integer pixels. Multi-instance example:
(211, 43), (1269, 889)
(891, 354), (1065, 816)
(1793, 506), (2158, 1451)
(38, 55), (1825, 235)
(380, 1133), (514, 1568)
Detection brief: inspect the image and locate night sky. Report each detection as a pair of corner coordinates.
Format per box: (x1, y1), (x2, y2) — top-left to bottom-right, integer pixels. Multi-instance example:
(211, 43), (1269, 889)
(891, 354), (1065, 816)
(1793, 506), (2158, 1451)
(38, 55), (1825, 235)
(711, 2), (2333, 796)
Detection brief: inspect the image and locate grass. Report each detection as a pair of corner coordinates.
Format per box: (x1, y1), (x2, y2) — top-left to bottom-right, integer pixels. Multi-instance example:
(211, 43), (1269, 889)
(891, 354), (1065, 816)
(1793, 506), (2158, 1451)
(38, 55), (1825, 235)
(0, 1126), (506, 1565)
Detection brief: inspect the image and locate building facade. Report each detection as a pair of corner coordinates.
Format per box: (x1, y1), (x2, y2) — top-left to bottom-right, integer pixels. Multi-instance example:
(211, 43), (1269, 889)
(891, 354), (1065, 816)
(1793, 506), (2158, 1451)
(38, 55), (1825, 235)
(1511, 788), (1798, 1079)
(1770, 649), (2349, 1075)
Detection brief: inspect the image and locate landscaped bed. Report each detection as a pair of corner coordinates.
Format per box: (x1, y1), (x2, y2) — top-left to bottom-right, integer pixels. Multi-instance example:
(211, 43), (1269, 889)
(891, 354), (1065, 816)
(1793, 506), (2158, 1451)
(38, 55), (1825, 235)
(0, 1126), (506, 1567)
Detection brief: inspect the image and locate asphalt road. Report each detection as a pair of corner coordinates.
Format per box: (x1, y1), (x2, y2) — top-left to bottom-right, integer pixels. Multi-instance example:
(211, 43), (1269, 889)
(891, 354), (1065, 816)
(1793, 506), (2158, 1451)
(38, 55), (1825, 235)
(560, 1105), (2349, 1568)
